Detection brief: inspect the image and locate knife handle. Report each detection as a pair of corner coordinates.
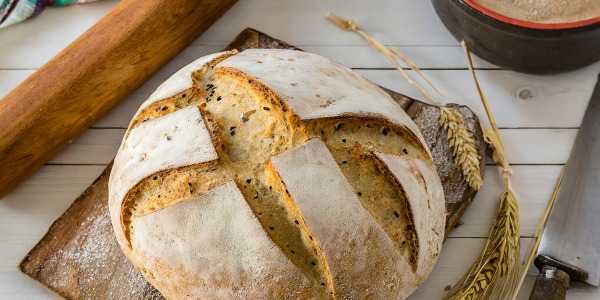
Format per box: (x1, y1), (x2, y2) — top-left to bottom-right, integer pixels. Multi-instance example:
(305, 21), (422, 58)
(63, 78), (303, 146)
(529, 264), (571, 300)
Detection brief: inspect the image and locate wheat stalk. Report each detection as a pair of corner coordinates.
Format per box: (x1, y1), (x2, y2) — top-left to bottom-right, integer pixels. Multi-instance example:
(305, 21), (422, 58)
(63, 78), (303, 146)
(443, 41), (521, 300)
(326, 13), (482, 190)
(513, 164), (566, 299)
(443, 129), (521, 300)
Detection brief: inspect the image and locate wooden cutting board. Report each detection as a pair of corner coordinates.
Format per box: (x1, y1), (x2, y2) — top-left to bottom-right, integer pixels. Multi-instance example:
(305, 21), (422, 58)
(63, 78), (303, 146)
(19, 28), (486, 299)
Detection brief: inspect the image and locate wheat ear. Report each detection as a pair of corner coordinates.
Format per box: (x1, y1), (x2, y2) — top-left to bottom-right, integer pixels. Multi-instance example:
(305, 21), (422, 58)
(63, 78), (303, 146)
(440, 106), (483, 190)
(444, 41), (521, 300)
(326, 13), (482, 190)
(443, 179), (519, 299)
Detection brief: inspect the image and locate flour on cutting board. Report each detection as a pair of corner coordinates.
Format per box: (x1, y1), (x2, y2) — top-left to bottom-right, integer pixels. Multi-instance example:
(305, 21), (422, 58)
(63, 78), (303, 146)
(45, 209), (162, 299)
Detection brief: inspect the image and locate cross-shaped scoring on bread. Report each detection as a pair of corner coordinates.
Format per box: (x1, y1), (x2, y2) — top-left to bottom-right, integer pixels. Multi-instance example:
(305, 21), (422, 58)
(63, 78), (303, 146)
(108, 49), (445, 299)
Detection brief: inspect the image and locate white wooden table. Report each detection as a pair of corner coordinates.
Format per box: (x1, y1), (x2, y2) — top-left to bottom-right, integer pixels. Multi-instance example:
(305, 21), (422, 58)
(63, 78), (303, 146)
(1, 0), (599, 299)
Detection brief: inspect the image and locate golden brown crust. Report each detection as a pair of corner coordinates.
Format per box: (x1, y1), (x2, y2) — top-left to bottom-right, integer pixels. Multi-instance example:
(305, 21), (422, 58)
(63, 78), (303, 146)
(109, 49), (445, 299)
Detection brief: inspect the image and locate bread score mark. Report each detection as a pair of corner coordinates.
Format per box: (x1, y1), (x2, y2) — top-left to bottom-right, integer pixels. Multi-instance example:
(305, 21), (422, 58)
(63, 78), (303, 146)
(265, 160), (336, 297)
(269, 138), (408, 299)
(374, 152), (445, 279)
(215, 49), (429, 158)
(110, 105), (220, 250)
(305, 117), (431, 271)
(127, 50), (238, 131)
(372, 152), (420, 271)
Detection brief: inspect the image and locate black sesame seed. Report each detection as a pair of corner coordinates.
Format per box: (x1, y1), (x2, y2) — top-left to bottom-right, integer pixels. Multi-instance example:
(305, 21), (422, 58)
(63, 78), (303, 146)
(321, 283), (325, 286)
(394, 211), (400, 218)
(161, 106), (168, 111)
(230, 131), (236, 136)
(342, 160), (347, 164)
(258, 212), (263, 215)
(382, 128), (389, 136)
(357, 192), (362, 196)
(246, 178), (252, 183)
(216, 96), (222, 101)
(269, 186), (272, 190)
(269, 226), (275, 230)
(311, 262), (317, 266)
(320, 129), (325, 134)
(188, 182), (192, 186)
(153, 176), (157, 180)
(157, 195), (161, 198)
(181, 94), (186, 98)
(403, 148), (408, 154)
(309, 236), (313, 240)
(230, 126), (236, 130)
(294, 220), (299, 224)
(342, 138), (347, 143)
(263, 107), (270, 111)
(406, 225), (413, 230)
(290, 250), (295, 254)
(402, 241), (406, 245)
(254, 194), (259, 199)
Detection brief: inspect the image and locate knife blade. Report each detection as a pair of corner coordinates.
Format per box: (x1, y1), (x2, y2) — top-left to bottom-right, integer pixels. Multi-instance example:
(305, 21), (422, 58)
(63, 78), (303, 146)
(530, 74), (600, 300)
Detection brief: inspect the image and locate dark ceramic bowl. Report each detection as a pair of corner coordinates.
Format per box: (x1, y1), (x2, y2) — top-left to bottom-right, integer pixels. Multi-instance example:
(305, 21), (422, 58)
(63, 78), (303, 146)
(431, 0), (600, 74)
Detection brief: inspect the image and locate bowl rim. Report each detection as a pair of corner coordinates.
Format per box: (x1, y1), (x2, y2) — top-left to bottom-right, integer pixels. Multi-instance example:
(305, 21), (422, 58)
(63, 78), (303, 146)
(463, 0), (600, 29)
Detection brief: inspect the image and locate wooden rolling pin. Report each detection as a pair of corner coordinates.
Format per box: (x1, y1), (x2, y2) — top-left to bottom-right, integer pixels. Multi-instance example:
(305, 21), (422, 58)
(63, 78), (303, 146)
(0, 0), (237, 199)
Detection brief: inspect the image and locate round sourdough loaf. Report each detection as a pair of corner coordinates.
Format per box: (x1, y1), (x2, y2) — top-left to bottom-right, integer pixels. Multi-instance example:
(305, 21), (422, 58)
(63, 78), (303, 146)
(109, 49), (445, 299)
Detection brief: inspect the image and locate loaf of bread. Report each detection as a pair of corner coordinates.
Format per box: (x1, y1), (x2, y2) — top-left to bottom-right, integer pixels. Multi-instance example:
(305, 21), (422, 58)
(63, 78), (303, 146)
(108, 49), (445, 299)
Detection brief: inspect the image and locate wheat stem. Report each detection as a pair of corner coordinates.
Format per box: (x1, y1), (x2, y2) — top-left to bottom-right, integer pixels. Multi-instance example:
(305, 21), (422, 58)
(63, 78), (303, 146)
(461, 41), (505, 152)
(326, 13), (443, 106)
(512, 164), (567, 300)
(387, 47), (446, 98)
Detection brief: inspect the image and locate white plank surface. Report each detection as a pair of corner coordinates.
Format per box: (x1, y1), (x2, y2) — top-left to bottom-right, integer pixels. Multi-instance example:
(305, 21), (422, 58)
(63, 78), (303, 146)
(0, 0), (598, 299)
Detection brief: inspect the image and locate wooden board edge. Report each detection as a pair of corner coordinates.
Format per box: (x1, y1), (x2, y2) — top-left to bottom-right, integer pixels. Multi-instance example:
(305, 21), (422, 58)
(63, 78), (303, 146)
(18, 27), (488, 299)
